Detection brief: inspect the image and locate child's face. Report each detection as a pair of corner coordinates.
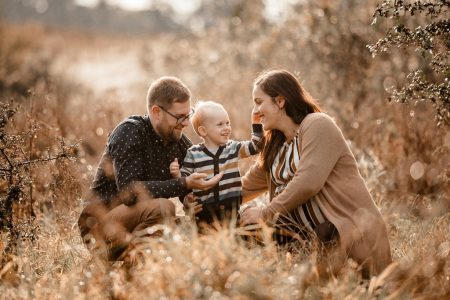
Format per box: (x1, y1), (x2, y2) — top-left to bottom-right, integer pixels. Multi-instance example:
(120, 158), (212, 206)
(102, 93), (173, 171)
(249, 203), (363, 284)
(201, 108), (231, 147)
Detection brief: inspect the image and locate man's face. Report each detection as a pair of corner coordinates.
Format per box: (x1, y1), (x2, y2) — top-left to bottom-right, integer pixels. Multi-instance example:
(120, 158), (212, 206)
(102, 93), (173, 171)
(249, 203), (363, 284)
(153, 101), (192, 142)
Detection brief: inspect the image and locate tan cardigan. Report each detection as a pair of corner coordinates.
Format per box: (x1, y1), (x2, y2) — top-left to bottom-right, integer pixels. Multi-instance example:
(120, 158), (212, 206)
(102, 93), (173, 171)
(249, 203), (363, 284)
(242, 113), (392, 274)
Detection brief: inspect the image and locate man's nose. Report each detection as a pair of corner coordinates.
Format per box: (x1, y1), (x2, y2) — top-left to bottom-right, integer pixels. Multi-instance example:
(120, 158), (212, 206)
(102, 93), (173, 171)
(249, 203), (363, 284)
(180, 118), (190, 127)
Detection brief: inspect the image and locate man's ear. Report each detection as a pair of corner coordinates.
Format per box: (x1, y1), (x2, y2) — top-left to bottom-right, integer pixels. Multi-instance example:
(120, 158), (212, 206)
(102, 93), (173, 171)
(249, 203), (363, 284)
(198, 126), (207, 137)
(150, 105), (161, 119)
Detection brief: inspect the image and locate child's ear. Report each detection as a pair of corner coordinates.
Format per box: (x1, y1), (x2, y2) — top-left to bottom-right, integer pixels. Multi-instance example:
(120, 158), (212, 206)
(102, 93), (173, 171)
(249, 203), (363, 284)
(198, 126), (207, 137)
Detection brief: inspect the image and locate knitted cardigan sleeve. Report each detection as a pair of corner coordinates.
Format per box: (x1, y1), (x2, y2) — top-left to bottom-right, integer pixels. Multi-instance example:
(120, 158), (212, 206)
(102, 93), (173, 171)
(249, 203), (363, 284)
(262, 114), (346, 220)
(241, 159), (269, 203)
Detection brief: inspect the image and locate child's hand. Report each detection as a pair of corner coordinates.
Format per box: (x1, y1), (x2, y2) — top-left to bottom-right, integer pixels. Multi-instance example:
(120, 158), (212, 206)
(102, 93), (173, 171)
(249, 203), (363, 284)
(183, 193), (202, 216)
(251, 107), (262, 124)
(170, 158), (181, 178)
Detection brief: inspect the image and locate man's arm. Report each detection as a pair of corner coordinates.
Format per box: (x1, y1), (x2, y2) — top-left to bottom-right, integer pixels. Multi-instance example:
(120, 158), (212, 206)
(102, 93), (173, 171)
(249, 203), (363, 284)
(108, 122), (189, 202)
(109, 123), (222, 204)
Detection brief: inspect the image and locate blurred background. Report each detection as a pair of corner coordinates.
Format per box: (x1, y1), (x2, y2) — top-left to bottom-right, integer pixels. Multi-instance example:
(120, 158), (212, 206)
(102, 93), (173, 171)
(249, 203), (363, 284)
(0, 0), (449, 297)
(2, 0), (448, 200)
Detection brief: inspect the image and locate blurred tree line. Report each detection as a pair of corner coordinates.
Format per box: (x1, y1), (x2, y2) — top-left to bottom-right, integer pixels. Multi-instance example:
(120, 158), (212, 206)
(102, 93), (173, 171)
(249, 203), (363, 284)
(1, 0), (180, 34)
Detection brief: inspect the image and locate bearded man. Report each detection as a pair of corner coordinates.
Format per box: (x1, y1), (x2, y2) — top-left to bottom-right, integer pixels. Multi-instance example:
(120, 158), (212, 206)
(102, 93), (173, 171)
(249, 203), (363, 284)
(78, 76), (221, 260)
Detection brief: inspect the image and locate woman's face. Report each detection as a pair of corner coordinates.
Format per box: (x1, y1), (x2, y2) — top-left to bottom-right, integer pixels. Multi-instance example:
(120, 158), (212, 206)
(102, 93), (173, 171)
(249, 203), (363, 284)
(252, 85), (281, 131)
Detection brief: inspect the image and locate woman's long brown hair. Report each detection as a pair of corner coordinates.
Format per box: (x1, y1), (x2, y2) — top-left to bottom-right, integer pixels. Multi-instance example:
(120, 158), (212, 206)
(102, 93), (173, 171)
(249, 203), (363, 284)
(254, 70), (321, 172)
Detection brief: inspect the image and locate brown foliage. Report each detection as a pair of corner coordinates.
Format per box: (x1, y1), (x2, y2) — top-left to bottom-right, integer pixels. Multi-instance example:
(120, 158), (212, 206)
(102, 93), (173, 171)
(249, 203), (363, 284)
(0, 0), (449, 298)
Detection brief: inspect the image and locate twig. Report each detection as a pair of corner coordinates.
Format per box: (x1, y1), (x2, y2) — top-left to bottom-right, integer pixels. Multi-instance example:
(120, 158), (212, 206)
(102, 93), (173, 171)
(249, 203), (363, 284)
(28, 96), (35, 218)
(15, 154), (68, 167)
(0, 149), (13, 168)
(0, 149), (13, 183)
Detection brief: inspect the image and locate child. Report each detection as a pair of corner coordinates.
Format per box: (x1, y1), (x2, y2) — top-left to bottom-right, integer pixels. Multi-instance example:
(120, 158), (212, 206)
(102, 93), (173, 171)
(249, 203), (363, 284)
(170, 101), (263, 223)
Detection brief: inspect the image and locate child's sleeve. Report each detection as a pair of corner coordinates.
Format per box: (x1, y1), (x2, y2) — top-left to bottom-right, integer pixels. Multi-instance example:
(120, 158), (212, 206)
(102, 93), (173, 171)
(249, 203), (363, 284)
(180, 149), (195, 177)
(237, 124), (264, 158)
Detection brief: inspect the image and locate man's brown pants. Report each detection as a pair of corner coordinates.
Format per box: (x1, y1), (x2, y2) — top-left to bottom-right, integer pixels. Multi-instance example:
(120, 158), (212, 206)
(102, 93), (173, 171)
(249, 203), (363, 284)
(78, 198), (176, 260)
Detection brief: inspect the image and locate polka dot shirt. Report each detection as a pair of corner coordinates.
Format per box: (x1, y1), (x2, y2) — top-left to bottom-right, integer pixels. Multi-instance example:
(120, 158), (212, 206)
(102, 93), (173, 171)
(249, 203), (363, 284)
(88, 115), (192, 205)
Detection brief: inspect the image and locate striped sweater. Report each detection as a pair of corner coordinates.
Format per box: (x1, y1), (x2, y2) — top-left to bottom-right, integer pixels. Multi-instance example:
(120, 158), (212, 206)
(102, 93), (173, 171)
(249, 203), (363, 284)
(181, 124), (263, 221)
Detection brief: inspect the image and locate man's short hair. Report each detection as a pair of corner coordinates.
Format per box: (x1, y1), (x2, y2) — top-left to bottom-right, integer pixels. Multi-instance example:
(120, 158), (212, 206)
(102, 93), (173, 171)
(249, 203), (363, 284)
(147, 76), (191, 110)
(191, 101), (226, 136)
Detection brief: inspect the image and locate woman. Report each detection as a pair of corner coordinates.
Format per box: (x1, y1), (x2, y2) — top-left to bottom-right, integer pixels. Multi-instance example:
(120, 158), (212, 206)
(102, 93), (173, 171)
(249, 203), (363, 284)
(240, 69), (391, 276)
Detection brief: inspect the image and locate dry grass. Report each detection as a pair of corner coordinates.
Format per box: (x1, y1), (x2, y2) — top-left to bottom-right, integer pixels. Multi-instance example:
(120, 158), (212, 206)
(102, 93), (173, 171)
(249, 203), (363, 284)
(1, 206), (448, 299)
(1, 2), (449, 297)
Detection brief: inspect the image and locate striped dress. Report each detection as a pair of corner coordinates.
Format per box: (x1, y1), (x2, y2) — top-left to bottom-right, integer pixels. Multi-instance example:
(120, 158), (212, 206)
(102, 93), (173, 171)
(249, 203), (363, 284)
(271, 130), (329, 233)
(181, 124), (263, 222)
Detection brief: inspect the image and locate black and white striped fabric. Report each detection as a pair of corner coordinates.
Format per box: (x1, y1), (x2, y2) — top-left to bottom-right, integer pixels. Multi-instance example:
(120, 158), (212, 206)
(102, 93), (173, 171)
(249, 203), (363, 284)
(271, 132), (328, 232)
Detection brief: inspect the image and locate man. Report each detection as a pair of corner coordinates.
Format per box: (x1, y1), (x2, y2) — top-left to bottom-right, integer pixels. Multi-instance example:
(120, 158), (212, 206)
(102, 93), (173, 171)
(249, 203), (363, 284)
(78, 76), (222, 260)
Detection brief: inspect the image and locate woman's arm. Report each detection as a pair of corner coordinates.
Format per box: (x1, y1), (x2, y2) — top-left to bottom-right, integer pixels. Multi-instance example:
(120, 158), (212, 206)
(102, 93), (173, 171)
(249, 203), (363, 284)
(241, 160), (268, 203)
(263, 114), (346, 220)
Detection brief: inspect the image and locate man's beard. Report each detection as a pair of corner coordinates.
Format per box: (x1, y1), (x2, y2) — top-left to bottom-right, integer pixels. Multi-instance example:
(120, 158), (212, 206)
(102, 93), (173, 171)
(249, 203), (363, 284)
(157, 124), (182, 143)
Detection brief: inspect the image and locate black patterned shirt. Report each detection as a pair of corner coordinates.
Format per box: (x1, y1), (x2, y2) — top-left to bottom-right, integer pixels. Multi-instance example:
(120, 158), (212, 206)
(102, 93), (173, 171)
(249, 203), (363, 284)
(87, 115), (192, 206)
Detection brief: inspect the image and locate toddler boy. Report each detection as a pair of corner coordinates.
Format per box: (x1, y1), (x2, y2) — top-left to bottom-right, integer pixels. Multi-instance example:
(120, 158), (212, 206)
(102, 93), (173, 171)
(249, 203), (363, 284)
(170, 101), (262, 223)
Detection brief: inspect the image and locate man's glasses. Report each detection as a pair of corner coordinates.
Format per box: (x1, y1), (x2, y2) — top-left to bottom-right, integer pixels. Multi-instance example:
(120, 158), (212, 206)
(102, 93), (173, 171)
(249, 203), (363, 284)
(158, 106), (195, 125)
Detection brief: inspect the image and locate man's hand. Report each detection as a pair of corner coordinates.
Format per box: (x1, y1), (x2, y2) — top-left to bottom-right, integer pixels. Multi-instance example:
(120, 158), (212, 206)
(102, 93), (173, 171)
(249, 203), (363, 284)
(170, 158), (181, 178)
(183, 193), (202, 216)
(185, 173), (223, 190)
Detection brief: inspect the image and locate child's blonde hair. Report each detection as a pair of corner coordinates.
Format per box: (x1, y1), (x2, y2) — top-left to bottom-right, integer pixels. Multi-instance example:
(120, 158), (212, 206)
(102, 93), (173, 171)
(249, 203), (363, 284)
(191, 101), (226, 136)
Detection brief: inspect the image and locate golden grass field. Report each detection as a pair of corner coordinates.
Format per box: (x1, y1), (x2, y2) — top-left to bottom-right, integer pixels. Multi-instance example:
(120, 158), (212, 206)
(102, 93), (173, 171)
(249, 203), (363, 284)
(0, 1), (449, 298)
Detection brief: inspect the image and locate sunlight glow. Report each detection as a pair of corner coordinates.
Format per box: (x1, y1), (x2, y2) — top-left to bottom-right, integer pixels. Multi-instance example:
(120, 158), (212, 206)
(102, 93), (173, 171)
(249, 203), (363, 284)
(75, 0), (200, 13)
(75, 0), (298, 17)
(410, 161), (425, 180)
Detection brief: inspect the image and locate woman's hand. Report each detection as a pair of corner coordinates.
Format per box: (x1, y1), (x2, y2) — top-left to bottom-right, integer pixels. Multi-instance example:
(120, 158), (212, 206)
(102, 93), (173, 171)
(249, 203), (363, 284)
(240, 206), (264, 226)
(183, 193), (202, 216)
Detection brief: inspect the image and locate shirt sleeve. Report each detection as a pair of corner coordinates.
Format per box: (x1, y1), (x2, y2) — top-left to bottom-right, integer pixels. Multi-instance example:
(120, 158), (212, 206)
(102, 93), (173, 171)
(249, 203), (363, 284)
(237, 124), (264, 159)
(263, 115), (346, 219)
(180, 149), (195, 177)
(139, 178), (189, 199)
(241, 160), (269, 203)
(108, 122), (189, 202)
